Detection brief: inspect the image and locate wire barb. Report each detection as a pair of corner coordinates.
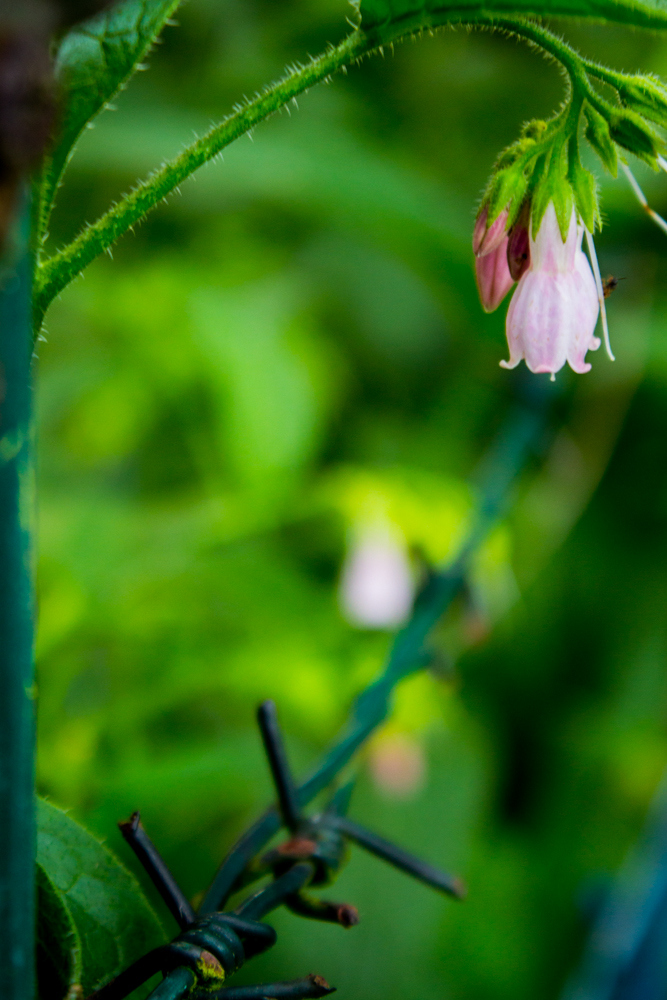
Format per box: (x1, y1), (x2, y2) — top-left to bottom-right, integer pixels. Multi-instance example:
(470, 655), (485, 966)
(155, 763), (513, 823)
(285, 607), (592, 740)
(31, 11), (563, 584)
(257, 701), (302, 833)
(119, 812), (196, 928)
(210, 974), (335, 998)
(331, 816), (466, 900)
(285, 892), (359, 927)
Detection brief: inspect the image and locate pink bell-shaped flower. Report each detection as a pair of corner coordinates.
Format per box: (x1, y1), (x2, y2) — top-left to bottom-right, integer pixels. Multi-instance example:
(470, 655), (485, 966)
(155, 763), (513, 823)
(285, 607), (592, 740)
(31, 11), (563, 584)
(501, 202), (600, 376)
(473, 206), (514, 313)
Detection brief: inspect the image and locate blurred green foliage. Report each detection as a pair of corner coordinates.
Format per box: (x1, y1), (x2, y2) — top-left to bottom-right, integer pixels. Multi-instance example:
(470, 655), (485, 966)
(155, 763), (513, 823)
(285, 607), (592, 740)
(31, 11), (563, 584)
(34, 2), (667, 998)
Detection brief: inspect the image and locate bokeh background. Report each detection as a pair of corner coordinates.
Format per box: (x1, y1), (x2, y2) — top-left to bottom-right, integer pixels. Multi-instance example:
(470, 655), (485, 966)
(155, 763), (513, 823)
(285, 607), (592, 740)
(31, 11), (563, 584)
(34, 3), (667, 997)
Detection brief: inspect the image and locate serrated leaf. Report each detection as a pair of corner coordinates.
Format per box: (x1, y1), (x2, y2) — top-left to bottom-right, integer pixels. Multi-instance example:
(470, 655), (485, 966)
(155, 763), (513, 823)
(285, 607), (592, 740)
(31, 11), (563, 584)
(357, 0), (667, 38)
(36, 863), (82, 1000)
(37, 798), (166, 995)
(36, 0), (182, 241)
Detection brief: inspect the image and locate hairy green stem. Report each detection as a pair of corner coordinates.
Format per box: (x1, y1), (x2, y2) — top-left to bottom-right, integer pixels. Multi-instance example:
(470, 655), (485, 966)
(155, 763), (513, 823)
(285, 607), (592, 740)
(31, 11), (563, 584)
(489, 17), (606, 110)
(33, 12), (621, 331)
(33, 30), (369, 330)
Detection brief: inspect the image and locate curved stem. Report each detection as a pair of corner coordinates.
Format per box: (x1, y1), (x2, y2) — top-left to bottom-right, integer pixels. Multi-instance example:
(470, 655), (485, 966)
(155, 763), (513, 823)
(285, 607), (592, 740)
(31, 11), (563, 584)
(33, 29), (369, 329)
(488, 17), (614, 118)
(580, 58), (628, 93)
(33, 12), (608, 332)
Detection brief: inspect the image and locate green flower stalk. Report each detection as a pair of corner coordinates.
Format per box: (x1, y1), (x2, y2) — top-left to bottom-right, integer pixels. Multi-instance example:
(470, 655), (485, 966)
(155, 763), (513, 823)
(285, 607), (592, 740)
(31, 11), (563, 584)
(473, 46), (667, 376)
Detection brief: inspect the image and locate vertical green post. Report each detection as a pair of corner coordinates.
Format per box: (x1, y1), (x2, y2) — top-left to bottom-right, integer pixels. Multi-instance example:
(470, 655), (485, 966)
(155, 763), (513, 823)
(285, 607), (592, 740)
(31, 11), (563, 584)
(0, 194), (35, 1000)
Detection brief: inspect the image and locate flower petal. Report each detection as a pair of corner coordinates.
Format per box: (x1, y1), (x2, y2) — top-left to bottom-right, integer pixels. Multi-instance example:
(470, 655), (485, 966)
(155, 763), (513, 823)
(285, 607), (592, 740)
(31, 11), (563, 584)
(530, 203), (580, 274)
(566, 250), (600, 374)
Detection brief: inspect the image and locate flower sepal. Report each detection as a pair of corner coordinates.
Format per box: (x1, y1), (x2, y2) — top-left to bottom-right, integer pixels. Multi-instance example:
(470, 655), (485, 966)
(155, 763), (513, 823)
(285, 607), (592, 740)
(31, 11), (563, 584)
(608, 108), (663, 166)
(483, 158), (530, 233)
(584, 104), (618, 177)
(568, 144), (599, 233)
(615, 74), (667, 129)
(530, 146), (574, 242)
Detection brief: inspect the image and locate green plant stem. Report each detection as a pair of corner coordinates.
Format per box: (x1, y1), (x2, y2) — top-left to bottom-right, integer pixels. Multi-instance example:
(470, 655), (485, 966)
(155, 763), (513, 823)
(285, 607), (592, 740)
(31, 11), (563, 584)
(33, 29), (369, 330)
(0, 191), (35, 1000)
(487, 17), (603, 107)
(33, 12), (621, 331)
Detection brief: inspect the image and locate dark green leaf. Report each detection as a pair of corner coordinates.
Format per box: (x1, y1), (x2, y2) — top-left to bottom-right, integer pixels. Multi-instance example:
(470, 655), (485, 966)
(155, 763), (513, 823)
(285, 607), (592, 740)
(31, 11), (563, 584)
(36, 0), (182, 240)
(37, 799), (166, 995)
(356, 0), (667, 38)
(36, 862), (82, 1000)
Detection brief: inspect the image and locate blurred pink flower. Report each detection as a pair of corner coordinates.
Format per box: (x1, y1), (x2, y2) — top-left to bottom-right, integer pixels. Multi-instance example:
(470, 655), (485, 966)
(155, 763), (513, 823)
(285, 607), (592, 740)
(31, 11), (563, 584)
(339, 526), (414, 629)
(473, 206), (515, 313)
(501, 203), (600, 377)
(369, 733), (426, 799)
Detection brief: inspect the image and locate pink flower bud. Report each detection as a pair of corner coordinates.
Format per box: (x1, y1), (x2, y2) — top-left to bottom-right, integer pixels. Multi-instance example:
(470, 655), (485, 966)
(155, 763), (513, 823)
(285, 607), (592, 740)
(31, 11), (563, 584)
(473, 206), (514, 312)
(473, 205), (509, 256)
(500, 203), (600, 376)
(475, 238), (515, 313)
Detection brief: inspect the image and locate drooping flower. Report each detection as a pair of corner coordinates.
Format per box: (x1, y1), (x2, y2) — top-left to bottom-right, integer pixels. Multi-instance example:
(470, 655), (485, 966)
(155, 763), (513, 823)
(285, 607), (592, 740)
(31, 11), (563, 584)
(473, 206), (515, 313)
(500, 203), (600, 377)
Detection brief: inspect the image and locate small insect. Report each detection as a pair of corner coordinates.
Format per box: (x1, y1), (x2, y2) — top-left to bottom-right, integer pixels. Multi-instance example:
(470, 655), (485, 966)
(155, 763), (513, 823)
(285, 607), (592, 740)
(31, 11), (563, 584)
(602, 275), (625, 298)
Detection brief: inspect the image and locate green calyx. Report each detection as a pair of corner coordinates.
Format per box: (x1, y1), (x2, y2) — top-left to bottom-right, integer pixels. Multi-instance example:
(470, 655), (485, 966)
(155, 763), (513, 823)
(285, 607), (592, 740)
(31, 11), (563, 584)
(592, 70), (667, 129)
(584, 104), (618, 176)
(608, 107), (663, 165)
(479, 30), (667, 245)
(531, 144), (574, 239)
(482, 109), (599, 241)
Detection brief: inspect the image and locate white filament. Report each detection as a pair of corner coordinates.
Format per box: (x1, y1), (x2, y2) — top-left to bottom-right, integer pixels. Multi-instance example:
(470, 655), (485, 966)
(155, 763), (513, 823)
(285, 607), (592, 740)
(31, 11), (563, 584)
(621, 161), (667, 237)
(584, 227), (615, 362)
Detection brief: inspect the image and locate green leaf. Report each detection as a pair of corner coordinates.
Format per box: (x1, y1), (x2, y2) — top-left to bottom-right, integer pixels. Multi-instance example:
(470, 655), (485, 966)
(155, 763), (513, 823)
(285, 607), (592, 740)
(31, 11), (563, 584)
(36, 863), (82, 1000)
(35, 0), (182, 243)
(356, 0), (667, 37)
(37, 798), (166, 995)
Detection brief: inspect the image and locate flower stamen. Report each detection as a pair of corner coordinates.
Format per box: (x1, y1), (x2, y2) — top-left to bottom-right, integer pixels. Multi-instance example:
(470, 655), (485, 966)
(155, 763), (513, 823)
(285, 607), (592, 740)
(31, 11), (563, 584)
(621, 161), (667, 237)
(584, 227), (615, 362)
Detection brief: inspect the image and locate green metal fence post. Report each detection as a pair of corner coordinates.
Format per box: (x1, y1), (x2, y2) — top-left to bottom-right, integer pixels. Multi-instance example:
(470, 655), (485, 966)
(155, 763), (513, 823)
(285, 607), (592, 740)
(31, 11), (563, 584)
(0, 193), (35, 1000)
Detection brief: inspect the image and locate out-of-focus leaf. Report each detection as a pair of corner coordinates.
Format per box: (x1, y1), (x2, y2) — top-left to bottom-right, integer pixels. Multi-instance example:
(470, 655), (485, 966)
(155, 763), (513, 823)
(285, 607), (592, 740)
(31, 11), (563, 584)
(192, 278), (335, 493)
(36, 862), (82, 1000)
(36, 798), (166, 995)
(37, 0), (182, 235)
(356, 0), (667, 35)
